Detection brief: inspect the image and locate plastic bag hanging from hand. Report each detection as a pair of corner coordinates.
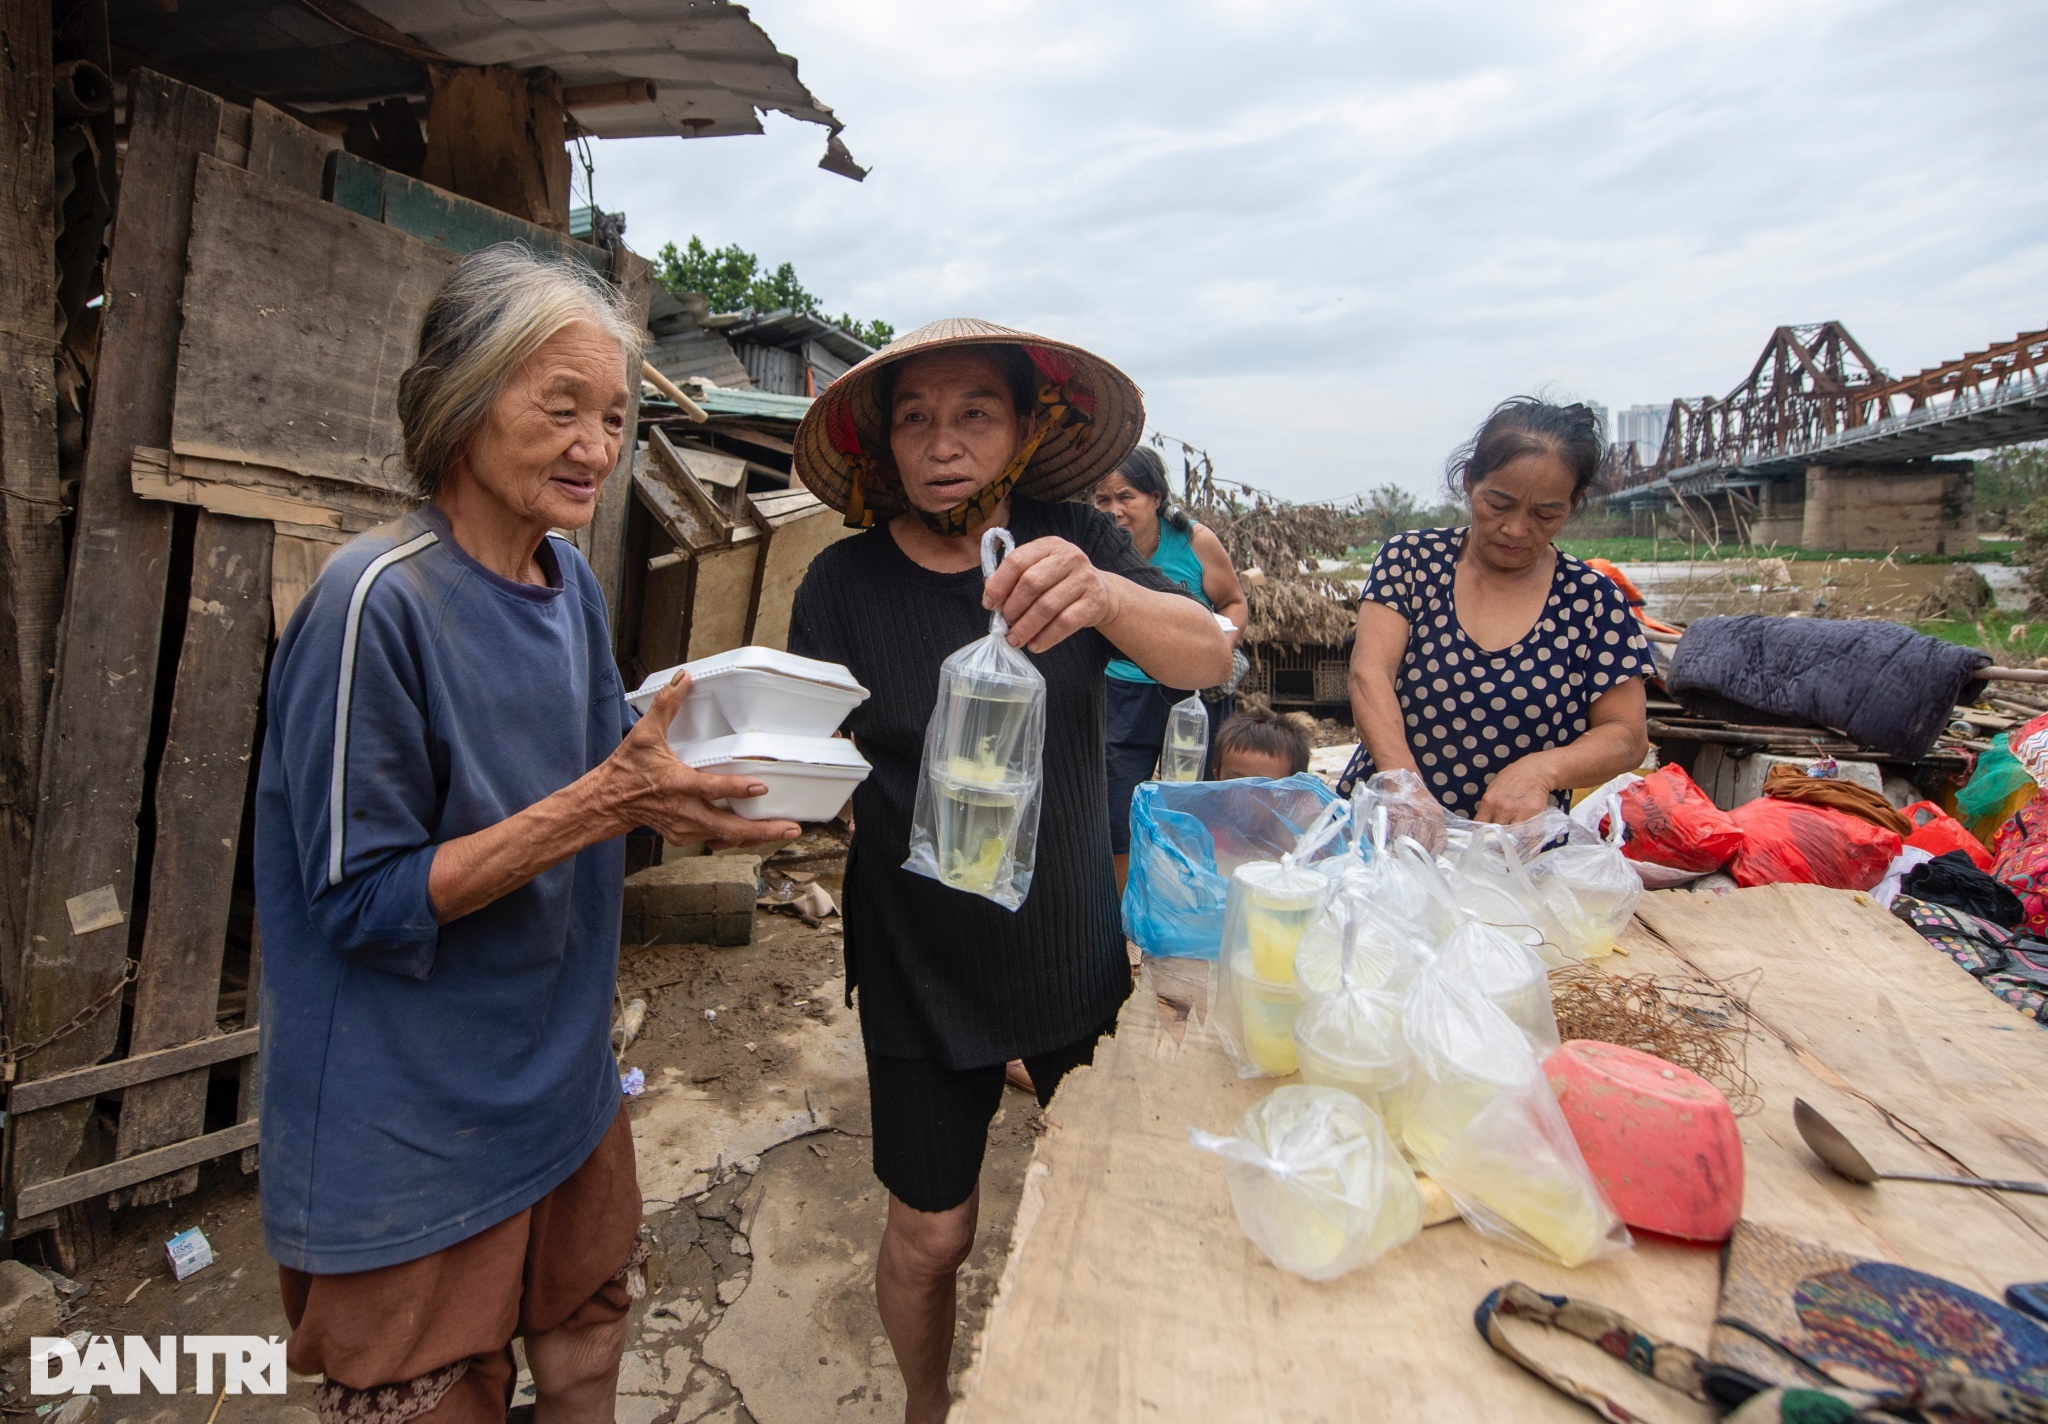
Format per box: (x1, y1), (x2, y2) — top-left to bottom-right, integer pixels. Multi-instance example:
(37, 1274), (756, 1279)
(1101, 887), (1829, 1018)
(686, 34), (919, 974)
(1188, 1085), (1422, 1282)
(1158, 693), (1209, 782)
(902, 528), (1047, 910)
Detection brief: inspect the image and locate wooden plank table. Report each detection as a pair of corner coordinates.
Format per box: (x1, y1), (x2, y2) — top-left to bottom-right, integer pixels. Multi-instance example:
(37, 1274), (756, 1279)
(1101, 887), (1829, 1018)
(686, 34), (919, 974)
(953, 884), (2048, 1422)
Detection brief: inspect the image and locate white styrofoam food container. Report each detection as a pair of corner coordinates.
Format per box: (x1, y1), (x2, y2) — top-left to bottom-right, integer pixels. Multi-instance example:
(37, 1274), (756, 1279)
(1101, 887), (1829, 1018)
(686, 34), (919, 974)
(628, 647), (868, 745)
(680, 732), (872, 822)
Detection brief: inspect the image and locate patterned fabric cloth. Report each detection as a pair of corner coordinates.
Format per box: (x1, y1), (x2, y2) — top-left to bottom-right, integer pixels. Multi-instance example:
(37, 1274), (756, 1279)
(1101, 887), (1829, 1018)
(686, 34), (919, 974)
(1890, 895), (2048, 1025)
(1711, 1220), (2048, 1420)
(1337, 528), (1656, 816)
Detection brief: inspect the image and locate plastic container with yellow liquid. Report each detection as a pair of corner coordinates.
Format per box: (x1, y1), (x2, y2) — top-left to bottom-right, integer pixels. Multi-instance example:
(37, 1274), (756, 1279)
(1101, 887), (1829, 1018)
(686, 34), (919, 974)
(1189, 1085), (1423, 1281)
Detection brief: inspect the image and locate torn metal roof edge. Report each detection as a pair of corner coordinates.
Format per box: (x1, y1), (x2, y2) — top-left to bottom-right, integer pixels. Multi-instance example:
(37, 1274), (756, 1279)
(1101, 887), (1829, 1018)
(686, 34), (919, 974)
(643, 384), (816, 424)
(111, 0), (864, 179)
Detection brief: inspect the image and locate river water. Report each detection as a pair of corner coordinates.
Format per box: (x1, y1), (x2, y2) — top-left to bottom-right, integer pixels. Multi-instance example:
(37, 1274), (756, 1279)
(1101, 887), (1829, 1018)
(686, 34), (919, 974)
(1612, 558), (2026, 623)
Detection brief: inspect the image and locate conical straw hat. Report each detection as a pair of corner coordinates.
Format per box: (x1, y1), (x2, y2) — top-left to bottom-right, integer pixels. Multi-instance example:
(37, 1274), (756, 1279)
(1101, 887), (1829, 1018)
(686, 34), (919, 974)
(792, 317), (1145, 522)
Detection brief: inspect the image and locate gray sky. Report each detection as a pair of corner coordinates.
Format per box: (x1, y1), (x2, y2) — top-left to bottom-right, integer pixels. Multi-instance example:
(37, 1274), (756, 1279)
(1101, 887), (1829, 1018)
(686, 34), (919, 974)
(593, 0), (2048, 504)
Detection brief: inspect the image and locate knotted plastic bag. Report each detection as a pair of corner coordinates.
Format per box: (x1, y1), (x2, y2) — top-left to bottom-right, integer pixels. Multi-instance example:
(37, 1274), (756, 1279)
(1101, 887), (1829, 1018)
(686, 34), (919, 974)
(1436, 920), (1559, 1054)
(1294, 903), (1414, 1132)
(1526, 817), (1644, 960)
(902, 528), (1046, 911)
(1214, 802), (1345, 1077)
(1189, 1085), (1422, 1281)
(1401, 963), (1629, 1267)
(1446, 821), (1578, 967)
(1159, 693), (1209, 782)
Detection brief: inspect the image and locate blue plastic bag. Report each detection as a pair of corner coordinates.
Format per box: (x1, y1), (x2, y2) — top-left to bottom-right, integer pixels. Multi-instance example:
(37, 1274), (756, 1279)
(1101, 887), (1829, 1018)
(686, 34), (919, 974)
(1122, 774), (1340, 959)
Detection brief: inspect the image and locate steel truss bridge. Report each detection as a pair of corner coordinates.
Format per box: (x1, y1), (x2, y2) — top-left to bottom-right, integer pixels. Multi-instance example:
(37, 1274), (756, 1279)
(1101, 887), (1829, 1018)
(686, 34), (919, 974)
(1602, 322), (2048, 509)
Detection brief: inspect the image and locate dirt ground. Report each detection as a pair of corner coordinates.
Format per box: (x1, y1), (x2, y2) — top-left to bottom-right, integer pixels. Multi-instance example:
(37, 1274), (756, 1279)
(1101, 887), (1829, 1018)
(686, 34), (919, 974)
(14, 840), (1044, 1424)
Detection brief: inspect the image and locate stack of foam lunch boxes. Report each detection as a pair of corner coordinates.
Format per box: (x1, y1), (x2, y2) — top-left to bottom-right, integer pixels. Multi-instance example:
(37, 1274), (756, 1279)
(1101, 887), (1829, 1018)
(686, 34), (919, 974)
(626, 648), (872, 821)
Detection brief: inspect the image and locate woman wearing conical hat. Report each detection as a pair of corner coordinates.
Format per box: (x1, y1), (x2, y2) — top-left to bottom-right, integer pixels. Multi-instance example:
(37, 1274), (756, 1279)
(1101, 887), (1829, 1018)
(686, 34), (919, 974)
(789, 318), (1230, 1423)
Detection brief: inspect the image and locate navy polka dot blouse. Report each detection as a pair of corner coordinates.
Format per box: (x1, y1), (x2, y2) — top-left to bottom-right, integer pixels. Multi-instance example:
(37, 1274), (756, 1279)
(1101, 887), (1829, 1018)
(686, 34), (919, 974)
(1337, 527), (1655, 817)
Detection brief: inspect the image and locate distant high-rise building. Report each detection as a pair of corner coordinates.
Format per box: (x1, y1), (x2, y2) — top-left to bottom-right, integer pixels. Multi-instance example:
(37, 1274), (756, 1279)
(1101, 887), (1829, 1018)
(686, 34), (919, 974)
(1615, 404), (1668, 462)
(1585, 401), (1610, 441)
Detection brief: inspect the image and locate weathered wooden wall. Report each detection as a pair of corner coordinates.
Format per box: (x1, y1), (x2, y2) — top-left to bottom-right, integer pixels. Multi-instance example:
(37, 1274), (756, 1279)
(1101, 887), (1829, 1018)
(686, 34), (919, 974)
(0, 0), (69, 975)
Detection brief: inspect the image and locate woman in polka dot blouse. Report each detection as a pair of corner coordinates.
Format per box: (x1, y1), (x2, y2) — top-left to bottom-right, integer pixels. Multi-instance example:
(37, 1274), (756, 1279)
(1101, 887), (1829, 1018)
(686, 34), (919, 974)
(1339, 397), (1654, 824)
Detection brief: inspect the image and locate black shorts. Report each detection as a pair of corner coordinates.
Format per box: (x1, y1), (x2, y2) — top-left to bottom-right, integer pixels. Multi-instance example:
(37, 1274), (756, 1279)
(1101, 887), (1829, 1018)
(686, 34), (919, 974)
(867, 1018), (1118, 1213)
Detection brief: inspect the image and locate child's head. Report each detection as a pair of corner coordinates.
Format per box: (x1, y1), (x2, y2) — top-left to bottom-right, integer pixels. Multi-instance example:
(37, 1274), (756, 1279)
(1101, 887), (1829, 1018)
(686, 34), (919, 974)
(1213, 700), (1313, 780)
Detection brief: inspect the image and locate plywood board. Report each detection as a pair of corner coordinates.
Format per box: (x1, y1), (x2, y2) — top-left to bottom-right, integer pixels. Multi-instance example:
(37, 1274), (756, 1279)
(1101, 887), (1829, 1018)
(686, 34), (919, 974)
(746, 491), (851, 652)
(270, 533), (335, 637)
(686, 544), (763, 661)
(1632, 884), (2048, 1240)
(169, 154), (459, 492)
(954, 887), (2048, 1422)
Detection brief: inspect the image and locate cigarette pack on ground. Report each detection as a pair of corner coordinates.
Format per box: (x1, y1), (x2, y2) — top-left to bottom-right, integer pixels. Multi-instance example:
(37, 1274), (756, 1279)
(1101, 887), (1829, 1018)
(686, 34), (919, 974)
(165, 1226), (213, 1280)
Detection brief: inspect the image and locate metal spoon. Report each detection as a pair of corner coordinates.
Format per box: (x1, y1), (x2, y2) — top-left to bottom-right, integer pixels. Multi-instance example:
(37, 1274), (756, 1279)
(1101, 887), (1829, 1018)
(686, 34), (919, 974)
(1793, 1099), (2048, 1196)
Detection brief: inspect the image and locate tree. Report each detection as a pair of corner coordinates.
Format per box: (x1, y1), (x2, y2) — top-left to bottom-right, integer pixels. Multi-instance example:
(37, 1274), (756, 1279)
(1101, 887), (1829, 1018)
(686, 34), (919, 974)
(655, 236), (895, 348)
(1360, 483), (1424, 541)
(1976, 443), (2048, 532)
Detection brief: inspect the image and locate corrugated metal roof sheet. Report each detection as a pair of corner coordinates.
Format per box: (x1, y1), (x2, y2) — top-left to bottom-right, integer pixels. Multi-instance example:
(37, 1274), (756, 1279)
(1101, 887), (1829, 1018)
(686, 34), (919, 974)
(722, 309), (875, 367)
(647, 327), (755, 390)
(683, 386), (815, 423)
(355, 0), (863, 175)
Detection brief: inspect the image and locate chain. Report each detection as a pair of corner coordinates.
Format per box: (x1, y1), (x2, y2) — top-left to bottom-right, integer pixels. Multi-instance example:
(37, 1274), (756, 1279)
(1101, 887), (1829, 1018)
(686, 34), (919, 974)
(1, 961), (136, 1081)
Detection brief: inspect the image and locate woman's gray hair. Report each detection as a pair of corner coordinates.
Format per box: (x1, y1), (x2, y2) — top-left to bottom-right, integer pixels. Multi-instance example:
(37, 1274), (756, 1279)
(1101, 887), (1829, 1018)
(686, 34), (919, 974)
(397, 243), (646, 498)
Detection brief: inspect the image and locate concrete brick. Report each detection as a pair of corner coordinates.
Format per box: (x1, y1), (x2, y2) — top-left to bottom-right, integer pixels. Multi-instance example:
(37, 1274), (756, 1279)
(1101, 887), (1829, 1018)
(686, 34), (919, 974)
(0, 1259), (59, 1359)
(713, 911), (753, 946)
(625, 856), (761, 921)
(647, 913), (716, 946)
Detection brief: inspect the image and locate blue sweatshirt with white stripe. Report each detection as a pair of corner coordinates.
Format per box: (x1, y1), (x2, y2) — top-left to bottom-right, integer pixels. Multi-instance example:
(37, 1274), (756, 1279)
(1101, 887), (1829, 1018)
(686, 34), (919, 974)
(254, 505), (628, 1273)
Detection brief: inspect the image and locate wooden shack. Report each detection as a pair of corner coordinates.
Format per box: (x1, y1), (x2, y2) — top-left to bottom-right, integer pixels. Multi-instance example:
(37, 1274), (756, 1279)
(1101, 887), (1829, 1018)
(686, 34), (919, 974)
(0, 1), (858, 1267)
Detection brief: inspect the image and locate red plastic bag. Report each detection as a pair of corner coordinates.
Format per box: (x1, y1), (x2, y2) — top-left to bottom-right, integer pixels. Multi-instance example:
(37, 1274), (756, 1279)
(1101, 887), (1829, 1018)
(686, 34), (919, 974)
(1901, 800), (1992, 871)
(1726, 798), (1900, 891)
(1616, 766), (1745, 873)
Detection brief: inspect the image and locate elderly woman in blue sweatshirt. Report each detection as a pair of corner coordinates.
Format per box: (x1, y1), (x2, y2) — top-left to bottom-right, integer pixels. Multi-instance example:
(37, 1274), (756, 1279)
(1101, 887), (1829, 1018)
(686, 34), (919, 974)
(254, 245), (799, 1424)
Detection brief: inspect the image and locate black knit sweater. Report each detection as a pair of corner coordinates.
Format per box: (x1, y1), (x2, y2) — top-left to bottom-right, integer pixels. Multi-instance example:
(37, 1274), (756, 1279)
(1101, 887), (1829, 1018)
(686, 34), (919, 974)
(789, 497), (1189, 1067)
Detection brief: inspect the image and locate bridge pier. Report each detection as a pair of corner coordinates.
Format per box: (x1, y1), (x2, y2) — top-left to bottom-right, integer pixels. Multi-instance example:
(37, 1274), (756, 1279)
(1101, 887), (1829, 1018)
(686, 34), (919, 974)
(1799, 459), (1975, 556)
(1748, 476), (1805, 548)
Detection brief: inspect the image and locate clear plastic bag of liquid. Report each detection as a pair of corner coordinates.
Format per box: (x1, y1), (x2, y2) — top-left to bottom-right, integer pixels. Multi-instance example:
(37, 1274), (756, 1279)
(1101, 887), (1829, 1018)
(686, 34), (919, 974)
(1424, 1076), (1631, 1267)
(1294, 875), (1432, 1000)
(1526, 818), (1645, 961)
(1400, 962), (1628, 1266)
(1213, 803), (1345, 1077)
(1294, 903), (1414, 1132)
(1436, 920), (1559, 1054)
(902, 528), (1046, 910)
(1158, 692), (1209, 783)
(1446, 821), (1578, 967)
(1398, 964), (1544, 1165)
(1189, 1085), (1422, 1281)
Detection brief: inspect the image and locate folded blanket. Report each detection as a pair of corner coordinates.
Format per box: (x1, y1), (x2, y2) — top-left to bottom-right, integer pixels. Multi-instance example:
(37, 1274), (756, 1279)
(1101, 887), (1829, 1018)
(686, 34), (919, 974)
(1668, 616), (1989, 760)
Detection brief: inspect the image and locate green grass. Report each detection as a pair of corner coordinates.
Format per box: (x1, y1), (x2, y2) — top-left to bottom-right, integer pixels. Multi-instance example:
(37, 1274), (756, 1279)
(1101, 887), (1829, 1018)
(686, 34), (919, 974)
(1340, 537), (2011, 566)
(1914, 611), (2048, 662)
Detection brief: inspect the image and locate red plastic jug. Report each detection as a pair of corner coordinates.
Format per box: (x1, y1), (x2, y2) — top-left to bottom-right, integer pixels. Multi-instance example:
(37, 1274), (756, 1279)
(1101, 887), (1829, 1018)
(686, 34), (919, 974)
(1544, 1040), (1744, 1242)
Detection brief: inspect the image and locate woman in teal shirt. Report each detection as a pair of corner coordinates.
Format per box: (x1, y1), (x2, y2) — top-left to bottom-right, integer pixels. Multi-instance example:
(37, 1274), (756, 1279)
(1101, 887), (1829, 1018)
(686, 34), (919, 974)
(1091, 446), (1248, 881)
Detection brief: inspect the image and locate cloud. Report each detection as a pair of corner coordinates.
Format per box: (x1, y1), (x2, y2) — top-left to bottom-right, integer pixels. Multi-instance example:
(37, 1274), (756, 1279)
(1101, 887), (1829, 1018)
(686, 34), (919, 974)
(595, 0), (2048, 502)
